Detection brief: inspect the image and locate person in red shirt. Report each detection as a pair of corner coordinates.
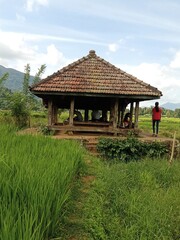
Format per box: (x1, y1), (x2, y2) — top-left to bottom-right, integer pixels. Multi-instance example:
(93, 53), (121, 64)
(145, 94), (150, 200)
(152, 102), (162, 137)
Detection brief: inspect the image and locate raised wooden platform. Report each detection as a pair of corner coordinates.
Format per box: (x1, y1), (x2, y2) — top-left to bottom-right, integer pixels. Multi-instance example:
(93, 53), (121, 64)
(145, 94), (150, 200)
(49, 122), (139, 136)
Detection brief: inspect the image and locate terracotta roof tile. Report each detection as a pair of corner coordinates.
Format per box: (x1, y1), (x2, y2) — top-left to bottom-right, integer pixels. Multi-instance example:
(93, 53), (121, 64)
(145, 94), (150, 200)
(30, 50), (162, 97)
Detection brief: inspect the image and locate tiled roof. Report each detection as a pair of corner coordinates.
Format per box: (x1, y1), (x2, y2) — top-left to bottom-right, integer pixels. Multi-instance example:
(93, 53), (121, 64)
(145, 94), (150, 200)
(30, 50), (162, 97)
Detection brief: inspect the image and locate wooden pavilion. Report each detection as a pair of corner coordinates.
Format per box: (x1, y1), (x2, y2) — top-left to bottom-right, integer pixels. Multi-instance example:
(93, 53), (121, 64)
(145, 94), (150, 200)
(30, 50), (162, 135)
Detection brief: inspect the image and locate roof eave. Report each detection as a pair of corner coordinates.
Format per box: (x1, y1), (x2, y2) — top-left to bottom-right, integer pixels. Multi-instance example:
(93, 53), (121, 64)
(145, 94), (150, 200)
(31, 90), (161, 101)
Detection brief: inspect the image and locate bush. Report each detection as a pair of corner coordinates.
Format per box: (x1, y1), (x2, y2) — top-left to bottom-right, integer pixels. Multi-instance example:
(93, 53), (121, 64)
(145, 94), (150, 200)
(97, 136), (168, 162)
(9, 92), (30, 128)
(39, 124), (55, 135)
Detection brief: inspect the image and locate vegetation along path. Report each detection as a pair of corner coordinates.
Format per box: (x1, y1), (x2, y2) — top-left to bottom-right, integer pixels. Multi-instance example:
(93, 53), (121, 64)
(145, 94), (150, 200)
(1, 123), (179, 239)
(59, 139), (180, 240)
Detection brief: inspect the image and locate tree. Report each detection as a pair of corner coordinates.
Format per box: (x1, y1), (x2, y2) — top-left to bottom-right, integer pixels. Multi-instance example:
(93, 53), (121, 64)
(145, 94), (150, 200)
(23, 63), (46, 96)
(23, 64), (31, 96)
(1, 64), (46, 126)
(8, 64), (46, 127)
(0, 73), (11, 109)
(174, 109), (180, 118)
(33, 64), (46, 84)
(9, 92), (30, 128)
(0, 72), (9, 85)
(0, 87), (12, 109)
(22, 63), (46, 108)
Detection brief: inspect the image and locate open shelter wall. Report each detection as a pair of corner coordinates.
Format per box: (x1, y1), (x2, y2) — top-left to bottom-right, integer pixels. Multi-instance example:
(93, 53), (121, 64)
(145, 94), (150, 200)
(45, 94), (140, 129)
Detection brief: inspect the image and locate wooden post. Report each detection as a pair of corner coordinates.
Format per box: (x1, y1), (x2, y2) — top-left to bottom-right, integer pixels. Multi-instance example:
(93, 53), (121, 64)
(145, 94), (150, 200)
(48, 100), (58, 125)
(48, 99), (53, 126)
(85, 109), (89, 122)
(110, 103), (114, 124)
(113, 98), (119, 129)
(129, 102), (134, 128)
(134, 101), (139, 129)
(119, 101), (126, 127)
(121, 110), (125, 127)
(69, 97), (75, 126)
(169, 131), (176, 165)
(102, 110), (107, 122)
(118, 100), (121, 127)
(53, 105), (58, 124)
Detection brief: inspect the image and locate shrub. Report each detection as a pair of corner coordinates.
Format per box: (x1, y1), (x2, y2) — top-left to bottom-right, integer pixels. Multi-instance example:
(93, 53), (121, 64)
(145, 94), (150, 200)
(97, 136), (168, 162)
(39, 124), (55, 135)
(9, 92), (30, 128)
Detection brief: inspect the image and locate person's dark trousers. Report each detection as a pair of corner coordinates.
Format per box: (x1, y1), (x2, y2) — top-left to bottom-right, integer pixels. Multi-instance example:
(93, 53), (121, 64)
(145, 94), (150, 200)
(153, 120), (160, 135)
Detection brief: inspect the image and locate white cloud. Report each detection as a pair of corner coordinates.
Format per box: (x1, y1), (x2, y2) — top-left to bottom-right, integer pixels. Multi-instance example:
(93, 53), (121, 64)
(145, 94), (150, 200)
(46, 44), (62, 65)
(118, 58), (180, 105)
(57, 0), (180, 34)
(160, 85), (180, 104)
(37, 44), (72, 76)
(0, 30), (104, 73)
(26, 0), (48, 12)
(16, 13), (26, 22)
(170, 51), (180, 68)
(108, 43), (119, 52)
(119, 62), (180, 88)
(0, 30), (71, 76)
(0, 31), (32, 60)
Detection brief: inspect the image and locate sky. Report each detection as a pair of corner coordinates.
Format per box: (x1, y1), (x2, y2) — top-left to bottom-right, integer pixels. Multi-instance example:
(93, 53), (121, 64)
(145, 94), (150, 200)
(0, 0), (180, 107)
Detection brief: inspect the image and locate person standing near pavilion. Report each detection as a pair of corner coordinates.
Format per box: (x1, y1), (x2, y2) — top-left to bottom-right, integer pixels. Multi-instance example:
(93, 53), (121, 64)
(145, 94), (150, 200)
(152, 102), (162, 137)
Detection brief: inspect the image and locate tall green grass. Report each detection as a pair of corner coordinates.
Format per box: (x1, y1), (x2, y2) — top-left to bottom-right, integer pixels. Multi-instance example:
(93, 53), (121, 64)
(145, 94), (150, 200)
(84, 158), (180, 239)
(0, 124), (84, 240)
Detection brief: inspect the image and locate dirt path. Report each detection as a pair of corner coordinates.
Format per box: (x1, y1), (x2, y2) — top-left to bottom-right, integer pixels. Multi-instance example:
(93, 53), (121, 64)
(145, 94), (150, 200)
(60, 154), (97, 240)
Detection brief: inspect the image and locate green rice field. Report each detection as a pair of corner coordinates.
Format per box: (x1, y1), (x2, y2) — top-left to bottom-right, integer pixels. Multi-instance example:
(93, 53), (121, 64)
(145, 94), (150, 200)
(0, 113), (180, 239)
(0, 124), (85, 240)
(138, 116), (180, 140)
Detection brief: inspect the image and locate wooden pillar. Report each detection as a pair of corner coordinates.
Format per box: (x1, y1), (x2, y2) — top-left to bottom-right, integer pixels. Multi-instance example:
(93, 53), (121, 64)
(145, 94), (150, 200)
(53, 105), (58, 124)
(129, 102), (134, 128)
(69, 97), (75, 126)
(85, 109), (89, 122)
(110, 104), (114, 124)
(48, 99), (53, 126)
(102, 110), (107, 122)
(118, 100), (121, 126)
(113, 98), (119, 129)
(134, 101), (139, 129)
(121, 109), (125, 127)
(48, 100), (58, 125)
(118, 101), (126, 127)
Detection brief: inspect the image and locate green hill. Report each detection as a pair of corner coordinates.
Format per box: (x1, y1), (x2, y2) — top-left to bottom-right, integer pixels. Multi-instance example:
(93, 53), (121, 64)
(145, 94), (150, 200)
(0, 65), (34, 91)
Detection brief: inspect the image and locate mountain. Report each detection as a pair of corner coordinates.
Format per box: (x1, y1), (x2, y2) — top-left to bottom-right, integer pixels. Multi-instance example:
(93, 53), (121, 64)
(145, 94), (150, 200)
(161, 102), (180, 110)
(0, 65), (34, 91)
